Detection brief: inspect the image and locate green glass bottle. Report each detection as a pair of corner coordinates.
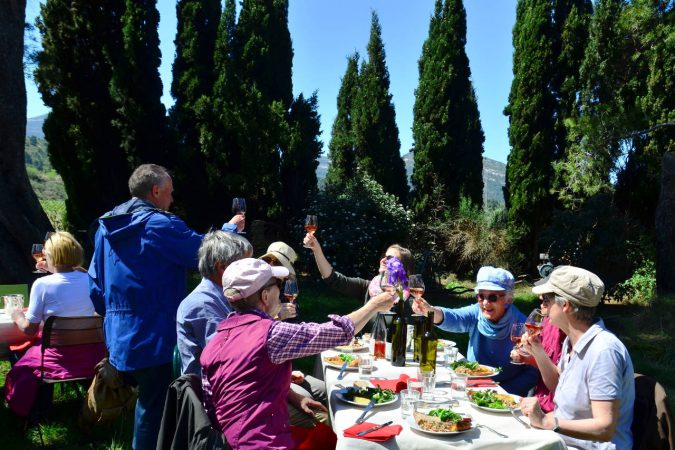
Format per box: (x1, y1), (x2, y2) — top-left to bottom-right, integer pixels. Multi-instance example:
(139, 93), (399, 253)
(390, 297), (407, 367)
(420, 311), (438, 372)
(412, 314), (425, 362)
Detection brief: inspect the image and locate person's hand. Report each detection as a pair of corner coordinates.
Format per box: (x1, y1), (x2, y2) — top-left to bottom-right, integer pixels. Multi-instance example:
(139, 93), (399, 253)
(521, 332), (545, 360)
(228, 214), (245, 232)
(291, 370), (305, 384)
(303, 233), (320, 250)
(510, 348), (524, 364)
(299, 396), (328, 415)
(367, 290), (396, 313)
(412, 297), (433, 315)
(35, 259), (49, 273)
(520, 397), (547, 429)
(277, 303), (297, 321)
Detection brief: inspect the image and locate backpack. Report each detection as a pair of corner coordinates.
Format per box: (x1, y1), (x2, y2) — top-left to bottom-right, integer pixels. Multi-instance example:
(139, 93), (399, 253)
(78, 357), (137, 428)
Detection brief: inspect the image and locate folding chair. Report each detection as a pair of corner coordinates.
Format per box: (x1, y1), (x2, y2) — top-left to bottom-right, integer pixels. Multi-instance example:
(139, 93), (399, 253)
(36, 315), (105, 446)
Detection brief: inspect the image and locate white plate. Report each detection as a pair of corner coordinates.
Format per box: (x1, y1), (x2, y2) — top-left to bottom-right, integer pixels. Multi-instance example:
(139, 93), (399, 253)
(452, 363), (500, 379)
(467, 391), (521, 413)
(407, 415), (475, 435)
(333, 344), (368, 353)
(438, 339), (456, 348)
(324, 360), (360, 371)
(335, 388), (398, 407)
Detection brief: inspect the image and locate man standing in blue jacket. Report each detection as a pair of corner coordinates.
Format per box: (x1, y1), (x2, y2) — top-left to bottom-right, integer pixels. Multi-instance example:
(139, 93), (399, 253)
(88, 164), (244, 450)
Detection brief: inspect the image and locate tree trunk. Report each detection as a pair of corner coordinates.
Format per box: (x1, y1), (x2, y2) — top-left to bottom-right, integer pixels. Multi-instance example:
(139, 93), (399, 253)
(0, 0), (53, 284)
(655, 152), (675, 295)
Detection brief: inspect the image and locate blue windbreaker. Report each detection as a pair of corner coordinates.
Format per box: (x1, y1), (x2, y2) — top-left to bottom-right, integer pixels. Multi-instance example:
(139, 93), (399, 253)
(88, 198), (204, 371)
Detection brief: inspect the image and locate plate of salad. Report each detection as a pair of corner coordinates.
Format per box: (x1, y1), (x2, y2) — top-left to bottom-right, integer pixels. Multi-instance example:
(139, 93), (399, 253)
(323, 353), (360, 370)
(409, 407), (474, 435)
(450, 360), (501, 378)
(467, 389), (520, 413)
(336, 386), (398, 407)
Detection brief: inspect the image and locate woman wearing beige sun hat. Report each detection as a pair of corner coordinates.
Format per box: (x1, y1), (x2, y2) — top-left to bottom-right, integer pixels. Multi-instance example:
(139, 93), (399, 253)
(519, 265), (635, 450)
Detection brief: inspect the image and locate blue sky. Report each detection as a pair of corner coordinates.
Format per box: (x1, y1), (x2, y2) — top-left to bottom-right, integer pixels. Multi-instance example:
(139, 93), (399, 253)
(25, 0), (516, 163)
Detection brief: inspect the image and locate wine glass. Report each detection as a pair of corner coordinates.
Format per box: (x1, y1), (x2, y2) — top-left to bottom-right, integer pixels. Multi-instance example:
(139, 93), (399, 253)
(408, 274), (425, 304)
(380, 270), (395, 297)
(304, 215), (318, 235)
(283, 279), (298, 304)
(231, 198), (246, 215)
(31, 243), (46, 273)
(510, 323), (527, 362)
(525, 308), (545, 337)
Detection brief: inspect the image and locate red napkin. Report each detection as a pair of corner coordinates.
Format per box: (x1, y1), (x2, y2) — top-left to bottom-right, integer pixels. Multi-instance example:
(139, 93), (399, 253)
(467, 378), (499, 387)
(343, 422), (403, 442)
(371, 373), (413, 393)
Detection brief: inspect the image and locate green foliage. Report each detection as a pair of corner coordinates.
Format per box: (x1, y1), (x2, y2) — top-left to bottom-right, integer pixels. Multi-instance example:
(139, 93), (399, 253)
(326, 52), (360, 189)
(295, 171), (412, 278)
(352, 11), (408, 204)
(40, 199), (67, 230)
(411, 0), (484, 217)
(281, 92), (322, 219)
(613, 259), (657, 305)
(504, 0), (558, 272)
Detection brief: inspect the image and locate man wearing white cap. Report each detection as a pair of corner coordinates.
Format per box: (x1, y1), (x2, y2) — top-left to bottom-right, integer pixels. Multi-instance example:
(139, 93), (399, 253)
(200, 258), (395, 449)
(520, 266), (635, 450)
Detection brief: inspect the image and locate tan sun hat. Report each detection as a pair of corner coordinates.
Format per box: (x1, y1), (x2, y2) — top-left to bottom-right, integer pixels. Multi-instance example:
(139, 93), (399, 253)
(532, 265), (604, 307)
(259, 241), (297, 276)
(222, 258), (289, 302)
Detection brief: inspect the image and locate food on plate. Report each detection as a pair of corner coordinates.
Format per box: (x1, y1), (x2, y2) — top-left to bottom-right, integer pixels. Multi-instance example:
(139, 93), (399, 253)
(451, 360), (499, 376)
(413, 408), (472, 432)
(334, 337), (367, 352)
(323, 353), (359, 367)
(467, 389), (517, 409)
(341, 386), (395, 405)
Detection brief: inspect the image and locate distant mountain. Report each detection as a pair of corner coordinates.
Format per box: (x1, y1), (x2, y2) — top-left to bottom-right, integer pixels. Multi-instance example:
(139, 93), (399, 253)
(318, 151), (506, 206)
(26, 114), (47, 139)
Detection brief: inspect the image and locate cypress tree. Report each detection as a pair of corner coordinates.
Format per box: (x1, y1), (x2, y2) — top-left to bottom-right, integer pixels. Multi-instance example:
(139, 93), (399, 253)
(411, 0), (485, 217)
(325, 53), (359, 189)
(170, 0), (221, 229)
(281, 93), (323, 219)
(34, 0), (131, 231)
(110, 0), (170, 166)
(353, 11), (408, 203)
(504, 0), (557, 270)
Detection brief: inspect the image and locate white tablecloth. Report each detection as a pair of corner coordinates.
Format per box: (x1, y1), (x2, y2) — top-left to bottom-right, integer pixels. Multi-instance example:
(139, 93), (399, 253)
(0, 309), (37, 358)
(321, 349), (566, 450)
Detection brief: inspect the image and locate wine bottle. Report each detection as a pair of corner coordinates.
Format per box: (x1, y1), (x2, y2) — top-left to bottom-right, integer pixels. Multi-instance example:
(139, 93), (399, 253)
(390, 298), (407, 367)
(411, 314), (425, 362)
(420, 311), (438, 372)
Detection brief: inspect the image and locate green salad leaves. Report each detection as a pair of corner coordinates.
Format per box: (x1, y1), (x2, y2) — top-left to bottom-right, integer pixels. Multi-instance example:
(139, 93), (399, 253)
(341, 386), (395, 404)
(468, 389), (515, 409)
(338, 353), (354, 363)
(428, 408), (463, 423)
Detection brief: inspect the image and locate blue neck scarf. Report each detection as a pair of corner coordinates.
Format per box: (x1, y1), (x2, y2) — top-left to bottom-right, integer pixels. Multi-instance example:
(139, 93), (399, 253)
(476, 303), (516, 340)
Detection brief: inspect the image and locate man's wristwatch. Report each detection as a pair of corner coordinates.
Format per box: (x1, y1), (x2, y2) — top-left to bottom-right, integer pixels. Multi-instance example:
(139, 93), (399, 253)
(552, 416), (560, 432)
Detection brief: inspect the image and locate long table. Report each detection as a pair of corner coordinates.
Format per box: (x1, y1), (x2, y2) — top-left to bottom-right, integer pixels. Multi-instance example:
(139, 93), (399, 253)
(320, 349), (567, 450)
(0, 309), (35, 359)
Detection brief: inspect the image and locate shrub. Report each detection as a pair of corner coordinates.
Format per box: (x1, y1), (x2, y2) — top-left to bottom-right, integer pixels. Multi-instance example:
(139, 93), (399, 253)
(41, 199), (67, 230)
(292, 170), (412, 278)
(612, 259), (656, 305)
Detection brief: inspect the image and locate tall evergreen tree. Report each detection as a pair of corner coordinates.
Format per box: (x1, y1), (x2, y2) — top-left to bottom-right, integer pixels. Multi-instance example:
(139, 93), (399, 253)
(353, 11), (408, 203)
(325, 53), (359, 189)
(504, 0), (557, 270)
(170, 0), (221, 229)
(0, 0), (53, 283)
(281, 93), (323, 218)
(35, 0), (131, 231)
(110, 0), (170, 166)
(411, 0), (484, 217)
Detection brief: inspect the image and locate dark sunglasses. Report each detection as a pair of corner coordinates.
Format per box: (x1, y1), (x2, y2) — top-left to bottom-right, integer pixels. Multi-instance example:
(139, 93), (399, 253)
(541, 293), (555, 303)
(381, 254), (395, 261)
(263, 278), (284, 290)
(476, 293), (505, 303)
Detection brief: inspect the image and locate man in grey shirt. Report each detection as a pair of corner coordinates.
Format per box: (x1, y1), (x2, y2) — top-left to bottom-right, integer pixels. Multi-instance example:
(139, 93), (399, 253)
(176, 230), (253, 375)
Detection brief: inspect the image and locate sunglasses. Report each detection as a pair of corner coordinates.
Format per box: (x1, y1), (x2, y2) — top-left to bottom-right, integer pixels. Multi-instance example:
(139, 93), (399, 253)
(476, 293), (505, 303)
(263, 278), (284, 290)
(381, 254), (396, 261)
(541, 293), (556, 303)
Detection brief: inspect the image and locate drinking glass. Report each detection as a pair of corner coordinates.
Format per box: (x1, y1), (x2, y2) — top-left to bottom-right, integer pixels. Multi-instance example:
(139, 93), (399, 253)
(451, 373), (468, 400)
(231, 197), (246, 215)
(283, 279), (298, 304)
(420, 371), (436, 399)
(358, 355), (373, 380)
(407, 379), (423, 395)
(400, 389), (421, 417)
(31, 243), (46, 273)
(408, 274), (425, 304)
(511, 322), (526, 358)
(380, 271), (395, 296)
(444, 346), (459, 367)
(304, 215), (318, 235)
(525, 309), (544, 337)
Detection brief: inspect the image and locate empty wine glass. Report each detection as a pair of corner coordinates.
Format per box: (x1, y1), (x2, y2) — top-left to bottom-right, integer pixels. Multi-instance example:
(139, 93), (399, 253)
(283, 279), (298, 304)
(231, 198), (246, 215)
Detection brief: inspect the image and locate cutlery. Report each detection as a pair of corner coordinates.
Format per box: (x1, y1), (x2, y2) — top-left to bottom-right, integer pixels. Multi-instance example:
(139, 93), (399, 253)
(337, 360), (349, 380)
(355, 398), (377, 424)
(356, 420), (393, 437)
(509, 406), (530, 428)
(477, 424), (508, 438)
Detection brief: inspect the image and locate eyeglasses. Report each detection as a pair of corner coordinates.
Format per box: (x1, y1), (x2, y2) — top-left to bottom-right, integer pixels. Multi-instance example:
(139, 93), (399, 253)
(541, 293), (555, 304)
(263, 278), (284, 290)
(381, 254), (395, 261)
(476, 293), (505, 303)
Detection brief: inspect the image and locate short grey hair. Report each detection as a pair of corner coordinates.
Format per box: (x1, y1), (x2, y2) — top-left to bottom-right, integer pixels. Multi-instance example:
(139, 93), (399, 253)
(198, 231), (253, 279)
(128, 164), (171, 199)
(554, 295), (596, 324)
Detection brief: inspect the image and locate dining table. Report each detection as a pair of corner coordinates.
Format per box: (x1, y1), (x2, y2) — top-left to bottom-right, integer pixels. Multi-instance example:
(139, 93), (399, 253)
(320, 348), (567, 450)
(0, 308), (35, 359)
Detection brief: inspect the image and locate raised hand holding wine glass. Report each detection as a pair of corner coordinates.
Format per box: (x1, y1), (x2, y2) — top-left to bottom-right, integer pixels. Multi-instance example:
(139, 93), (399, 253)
(231, 197), (246, 215)
(408, 274), (425, 303)
(510, 322), (527, 363)
(525, 308), (544, 337)
(31, 243), (46, 273)
(283, 279), (298, 304)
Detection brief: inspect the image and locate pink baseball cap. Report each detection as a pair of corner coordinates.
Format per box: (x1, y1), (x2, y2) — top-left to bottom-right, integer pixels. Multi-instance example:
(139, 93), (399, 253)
(222, 258), (289, 301)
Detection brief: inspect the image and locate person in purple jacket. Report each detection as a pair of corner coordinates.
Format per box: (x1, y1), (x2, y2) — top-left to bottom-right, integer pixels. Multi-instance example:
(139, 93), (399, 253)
(200, 258), (395, 450)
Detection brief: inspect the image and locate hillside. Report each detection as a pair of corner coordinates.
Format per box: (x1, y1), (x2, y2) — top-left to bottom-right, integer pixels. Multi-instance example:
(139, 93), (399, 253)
(24, 136), (66, 201)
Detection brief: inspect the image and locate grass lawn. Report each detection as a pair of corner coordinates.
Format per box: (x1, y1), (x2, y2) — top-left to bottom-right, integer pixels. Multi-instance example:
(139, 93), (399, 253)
(1, 274), (672, 448)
